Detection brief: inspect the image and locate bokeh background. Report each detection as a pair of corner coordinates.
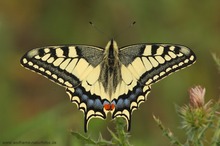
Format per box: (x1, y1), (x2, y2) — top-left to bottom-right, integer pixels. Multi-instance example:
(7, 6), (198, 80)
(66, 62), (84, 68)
(0, 0), (220, 146)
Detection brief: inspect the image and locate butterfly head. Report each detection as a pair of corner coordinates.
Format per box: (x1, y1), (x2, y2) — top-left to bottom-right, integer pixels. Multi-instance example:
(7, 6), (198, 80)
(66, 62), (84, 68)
(105, 39), (118, 50)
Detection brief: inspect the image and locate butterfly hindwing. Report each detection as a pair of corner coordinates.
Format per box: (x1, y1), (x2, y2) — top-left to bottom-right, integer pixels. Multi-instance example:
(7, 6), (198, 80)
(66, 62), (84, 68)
(112, 84), (151, 131)
(66, 87), (108, 132)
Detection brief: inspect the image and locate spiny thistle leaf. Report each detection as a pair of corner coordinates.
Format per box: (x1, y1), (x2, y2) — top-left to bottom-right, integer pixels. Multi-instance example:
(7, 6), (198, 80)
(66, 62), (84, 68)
(71, 131), (113, 146)
(71, 131), (96, 145)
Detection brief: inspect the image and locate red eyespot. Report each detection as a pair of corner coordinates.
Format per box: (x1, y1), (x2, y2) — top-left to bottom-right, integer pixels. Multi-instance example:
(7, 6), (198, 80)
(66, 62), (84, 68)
(104, 103), (115, 111)
(104, 104), (111, 110)
(110, 104), (115, 110)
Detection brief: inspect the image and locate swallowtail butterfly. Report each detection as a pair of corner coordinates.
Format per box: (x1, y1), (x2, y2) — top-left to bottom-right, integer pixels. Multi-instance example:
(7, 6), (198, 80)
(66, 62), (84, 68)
(20, 39), (196, 132)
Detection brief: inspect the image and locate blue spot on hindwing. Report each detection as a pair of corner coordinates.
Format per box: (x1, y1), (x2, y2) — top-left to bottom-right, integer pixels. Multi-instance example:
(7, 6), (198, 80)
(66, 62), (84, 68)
(116, 98), (124, 109)
(124, 99), (130, 108)
(87, 99), (94, 108)
(135, 87), (142, 94)
(94, 99), (103, 110)
(128, 94), (136, 101)
(81, 95), (88, 102)
(75, 88), (83, 95)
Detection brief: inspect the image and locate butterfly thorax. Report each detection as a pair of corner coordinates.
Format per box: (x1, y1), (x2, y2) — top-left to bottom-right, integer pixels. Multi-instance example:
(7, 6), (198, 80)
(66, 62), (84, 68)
(102, 39), (119, 67)
(100, 40), (122, 98)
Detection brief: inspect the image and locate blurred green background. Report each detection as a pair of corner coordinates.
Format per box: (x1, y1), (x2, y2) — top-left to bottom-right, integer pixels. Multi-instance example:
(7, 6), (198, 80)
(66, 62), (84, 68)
(0, 0), (220, 146)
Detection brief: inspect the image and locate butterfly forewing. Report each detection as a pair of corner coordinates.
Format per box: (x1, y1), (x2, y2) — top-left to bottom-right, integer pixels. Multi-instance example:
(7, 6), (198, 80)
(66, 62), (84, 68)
(119, 44), (196, 85)
(21, 45), (106, 85)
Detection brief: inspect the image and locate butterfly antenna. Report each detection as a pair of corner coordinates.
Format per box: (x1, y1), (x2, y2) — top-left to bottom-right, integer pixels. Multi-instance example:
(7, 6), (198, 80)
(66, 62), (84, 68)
(89, 21), (111, 39)
(113, 21), (136, 39)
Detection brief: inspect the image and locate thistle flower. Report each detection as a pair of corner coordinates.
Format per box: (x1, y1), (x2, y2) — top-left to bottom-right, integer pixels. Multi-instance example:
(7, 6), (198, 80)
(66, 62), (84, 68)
(178, 86), (212, 136)
(156, 85), (220, 145)
(189, 86), (206, 108)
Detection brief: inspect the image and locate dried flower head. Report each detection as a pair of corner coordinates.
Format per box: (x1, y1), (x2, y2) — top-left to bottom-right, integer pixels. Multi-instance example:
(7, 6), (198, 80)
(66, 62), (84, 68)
(189, 86), (206, 108)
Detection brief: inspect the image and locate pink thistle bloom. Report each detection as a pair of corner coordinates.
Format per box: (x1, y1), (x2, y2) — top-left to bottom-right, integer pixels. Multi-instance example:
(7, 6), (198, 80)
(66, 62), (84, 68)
(189, 86), (206, 108)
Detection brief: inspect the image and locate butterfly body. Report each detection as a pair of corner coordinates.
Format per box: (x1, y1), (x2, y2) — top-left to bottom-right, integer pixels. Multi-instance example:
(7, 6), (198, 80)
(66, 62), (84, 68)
(21, 39), (196, 132)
